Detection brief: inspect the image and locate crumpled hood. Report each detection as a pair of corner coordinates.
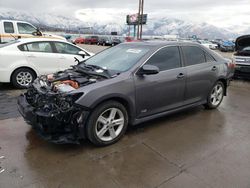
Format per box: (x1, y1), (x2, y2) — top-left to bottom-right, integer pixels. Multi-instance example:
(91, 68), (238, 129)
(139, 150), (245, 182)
(235, 35), (250, 52)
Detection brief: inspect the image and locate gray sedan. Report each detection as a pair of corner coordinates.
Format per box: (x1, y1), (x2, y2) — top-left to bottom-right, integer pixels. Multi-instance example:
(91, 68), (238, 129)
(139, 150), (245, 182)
(18, 41), (233, 146)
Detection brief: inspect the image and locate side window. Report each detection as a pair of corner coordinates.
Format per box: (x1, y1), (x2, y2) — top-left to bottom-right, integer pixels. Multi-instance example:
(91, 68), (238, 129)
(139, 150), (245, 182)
(54, 42), (81, 55)
(17, 23), (37, 34)
(146, 46), (181, 71)
(21, 42), (53, 53)
(182, 46), (206, 66)
(4, 22), (14, 33)
(205, 52), (216, 62)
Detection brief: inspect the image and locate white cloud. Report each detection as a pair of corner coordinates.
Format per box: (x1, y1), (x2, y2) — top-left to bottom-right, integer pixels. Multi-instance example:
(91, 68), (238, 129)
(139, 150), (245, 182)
(1, 0), (250, 32)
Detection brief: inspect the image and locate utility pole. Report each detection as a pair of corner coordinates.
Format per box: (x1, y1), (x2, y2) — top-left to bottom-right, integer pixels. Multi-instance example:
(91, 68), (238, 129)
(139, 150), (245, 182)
(137, 0), (141, 40)
(140, 0), (144, 39)
(137, 0), (144, 40)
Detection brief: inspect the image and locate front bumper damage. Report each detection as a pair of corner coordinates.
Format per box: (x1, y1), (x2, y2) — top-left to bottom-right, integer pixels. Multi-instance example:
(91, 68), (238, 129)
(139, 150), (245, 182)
(17, 94), (89, 144)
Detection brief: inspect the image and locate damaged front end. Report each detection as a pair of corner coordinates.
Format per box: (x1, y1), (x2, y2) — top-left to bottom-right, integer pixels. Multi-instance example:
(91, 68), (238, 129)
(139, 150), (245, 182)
(17, 67), (108, 144)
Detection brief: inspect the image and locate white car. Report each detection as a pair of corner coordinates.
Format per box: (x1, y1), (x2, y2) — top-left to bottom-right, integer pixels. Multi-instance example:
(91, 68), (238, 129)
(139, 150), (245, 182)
(0, 38), (94, 88)
(199, 40), (218, 50)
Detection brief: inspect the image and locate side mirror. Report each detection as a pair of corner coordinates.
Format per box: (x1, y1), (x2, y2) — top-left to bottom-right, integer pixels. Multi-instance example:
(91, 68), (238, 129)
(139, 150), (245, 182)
(32, 28), (42, 36)
(78, 51), (86, 58)
(36, 29), (42, 36)
(137, 65), (159, 75)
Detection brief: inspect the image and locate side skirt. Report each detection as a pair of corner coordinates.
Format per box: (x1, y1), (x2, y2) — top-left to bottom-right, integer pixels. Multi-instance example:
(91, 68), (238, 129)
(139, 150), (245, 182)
(132, 100), (206, 126)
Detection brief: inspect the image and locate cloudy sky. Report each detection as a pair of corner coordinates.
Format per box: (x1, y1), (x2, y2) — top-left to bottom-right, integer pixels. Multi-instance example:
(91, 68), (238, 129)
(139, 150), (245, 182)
(1, 0), (250, 31)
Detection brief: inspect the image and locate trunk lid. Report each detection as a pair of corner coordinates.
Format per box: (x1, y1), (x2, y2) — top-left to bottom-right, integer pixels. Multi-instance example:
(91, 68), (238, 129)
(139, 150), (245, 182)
(235, 35), (250, 55)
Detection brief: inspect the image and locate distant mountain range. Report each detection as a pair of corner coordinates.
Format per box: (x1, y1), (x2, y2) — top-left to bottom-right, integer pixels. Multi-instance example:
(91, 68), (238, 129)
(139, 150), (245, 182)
(0, 9), (240, 39)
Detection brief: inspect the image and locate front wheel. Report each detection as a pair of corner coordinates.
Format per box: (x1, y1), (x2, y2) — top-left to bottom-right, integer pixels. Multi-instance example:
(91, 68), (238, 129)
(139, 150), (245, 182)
(204, 81), (225, 109)
(86, 101), (128, 146)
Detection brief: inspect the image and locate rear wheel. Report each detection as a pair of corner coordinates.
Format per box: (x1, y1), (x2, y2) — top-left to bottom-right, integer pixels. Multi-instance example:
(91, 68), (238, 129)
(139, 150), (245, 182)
(86, 101), (128, 146)
(11, 68), (36, 89)
(204, 81), (225, 109)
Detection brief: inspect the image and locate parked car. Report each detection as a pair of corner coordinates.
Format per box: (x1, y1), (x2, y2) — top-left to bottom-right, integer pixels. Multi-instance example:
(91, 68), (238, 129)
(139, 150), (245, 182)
(111, 37), (123, 46)
(0, 38), (94, 88)
(233, 35), (250, 78)
(198, 40), (218, 50)
(17, 41), (234, 146)
(0, 20), (65, 43)
(219, 40), (235, 52)
(74, 37), (86, 44)
(85, 36), (99, 45)
(98, 36), (123, 46)
(97, 36), (112, 46)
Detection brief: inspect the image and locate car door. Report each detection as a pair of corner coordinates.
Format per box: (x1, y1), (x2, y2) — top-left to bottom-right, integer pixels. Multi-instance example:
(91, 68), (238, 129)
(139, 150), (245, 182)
(53, 42), (89, 71)
(2, 21), (17, 43)
(134, 46), (186, 118)
(20, 41), (59, 75)
(181, 45), (218, 104)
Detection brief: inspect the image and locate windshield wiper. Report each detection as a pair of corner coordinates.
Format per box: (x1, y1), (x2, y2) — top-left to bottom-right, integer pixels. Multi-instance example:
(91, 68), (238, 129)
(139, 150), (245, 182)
(73, 65), (111, 79)
(85, 64), (107, 71)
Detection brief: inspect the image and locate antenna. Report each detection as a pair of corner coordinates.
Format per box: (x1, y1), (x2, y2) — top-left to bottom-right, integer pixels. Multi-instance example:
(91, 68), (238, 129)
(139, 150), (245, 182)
(10, 34), (18, 40)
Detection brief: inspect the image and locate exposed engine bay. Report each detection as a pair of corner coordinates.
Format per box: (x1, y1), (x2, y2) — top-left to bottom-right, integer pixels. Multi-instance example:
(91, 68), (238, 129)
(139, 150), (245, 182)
(18, 65), (111, 144)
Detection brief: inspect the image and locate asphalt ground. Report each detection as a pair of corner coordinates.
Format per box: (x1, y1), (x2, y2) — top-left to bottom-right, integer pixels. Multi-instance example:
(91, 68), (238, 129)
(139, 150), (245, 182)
(1, 45), (250, 188)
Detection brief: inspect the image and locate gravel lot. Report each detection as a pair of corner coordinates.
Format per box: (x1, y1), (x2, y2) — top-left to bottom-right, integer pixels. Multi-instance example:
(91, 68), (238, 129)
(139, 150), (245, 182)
(1, 45), (250, 188)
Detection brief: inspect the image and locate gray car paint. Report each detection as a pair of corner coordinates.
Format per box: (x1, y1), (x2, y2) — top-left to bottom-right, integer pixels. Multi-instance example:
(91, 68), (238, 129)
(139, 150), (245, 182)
(72, 41), (230, 125)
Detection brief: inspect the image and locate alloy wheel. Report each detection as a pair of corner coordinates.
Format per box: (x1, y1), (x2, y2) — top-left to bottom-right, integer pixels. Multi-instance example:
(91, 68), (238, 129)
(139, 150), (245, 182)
(95, 108), (125, 142)
(210, 83), (223, 106)
(16, 72), (33, 87)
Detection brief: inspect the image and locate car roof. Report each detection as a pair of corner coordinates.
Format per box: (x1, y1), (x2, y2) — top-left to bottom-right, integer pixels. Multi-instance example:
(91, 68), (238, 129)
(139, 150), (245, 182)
(16, 38), (67, 43)
(122, 40), (200, 47)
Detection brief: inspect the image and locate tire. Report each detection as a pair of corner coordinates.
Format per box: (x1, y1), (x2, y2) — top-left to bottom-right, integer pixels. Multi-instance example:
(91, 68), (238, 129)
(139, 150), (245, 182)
(11, 68), (36, 89)
(204, 81), (225, 109)
(86, 101), (128, 146)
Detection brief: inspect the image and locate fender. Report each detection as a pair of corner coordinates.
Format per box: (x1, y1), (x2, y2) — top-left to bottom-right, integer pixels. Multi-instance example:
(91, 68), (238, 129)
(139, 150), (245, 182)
(76, 93), (136, 124)
(9, 63), (39, 82)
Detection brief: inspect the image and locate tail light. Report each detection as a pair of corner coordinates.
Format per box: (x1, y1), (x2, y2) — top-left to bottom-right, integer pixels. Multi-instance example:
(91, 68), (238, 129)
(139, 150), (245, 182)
(229, 62), (235, 69)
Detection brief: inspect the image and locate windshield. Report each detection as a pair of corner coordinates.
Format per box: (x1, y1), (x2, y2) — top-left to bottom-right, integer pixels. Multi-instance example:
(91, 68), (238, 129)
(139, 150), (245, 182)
(83, 45), (151, 72)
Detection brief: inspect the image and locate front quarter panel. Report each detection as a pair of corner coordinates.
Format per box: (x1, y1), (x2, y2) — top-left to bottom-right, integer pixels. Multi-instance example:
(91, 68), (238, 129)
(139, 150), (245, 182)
(74, 74), (136, 119)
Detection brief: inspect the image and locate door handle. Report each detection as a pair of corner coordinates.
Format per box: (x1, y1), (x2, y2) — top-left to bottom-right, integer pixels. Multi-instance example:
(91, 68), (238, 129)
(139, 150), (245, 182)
(27, 55), (36, 58)
(211, 66), (217, 71)
(177, 73), (185, 79)
(59, 56), (66, 59)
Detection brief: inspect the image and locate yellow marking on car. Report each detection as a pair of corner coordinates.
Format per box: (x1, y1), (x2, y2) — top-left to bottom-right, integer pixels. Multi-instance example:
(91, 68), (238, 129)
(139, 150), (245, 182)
(0, 34), (61, 40)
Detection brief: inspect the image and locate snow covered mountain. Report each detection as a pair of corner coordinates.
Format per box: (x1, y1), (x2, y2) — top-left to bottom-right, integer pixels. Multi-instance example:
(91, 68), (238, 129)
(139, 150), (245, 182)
(0, 9), (238, 39)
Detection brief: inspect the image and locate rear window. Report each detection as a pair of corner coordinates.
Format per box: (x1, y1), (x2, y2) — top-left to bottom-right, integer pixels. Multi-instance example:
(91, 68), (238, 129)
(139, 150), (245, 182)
(182, 46), (206, 66)
(4, 22), (14, 33)
(18, 42), (53, 53)
(0, 40), (20, 48)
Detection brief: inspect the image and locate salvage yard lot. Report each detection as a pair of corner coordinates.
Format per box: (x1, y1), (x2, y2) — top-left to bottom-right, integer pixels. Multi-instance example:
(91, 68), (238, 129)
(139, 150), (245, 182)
(1, 45), (250, 188)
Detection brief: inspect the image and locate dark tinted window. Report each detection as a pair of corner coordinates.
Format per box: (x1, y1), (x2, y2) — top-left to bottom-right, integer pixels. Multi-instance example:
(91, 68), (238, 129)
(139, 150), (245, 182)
(205, 52), (216, 62)
(146, 46), (181, 71)
(4, 22), (14, 33)
(182, 46), (206, 66)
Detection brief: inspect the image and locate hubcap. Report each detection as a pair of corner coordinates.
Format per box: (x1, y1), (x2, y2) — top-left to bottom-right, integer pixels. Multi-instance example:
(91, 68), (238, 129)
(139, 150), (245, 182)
(16, 72), (33, 86)
(210, 84), (223, 106)
(95, 108), (125, 142)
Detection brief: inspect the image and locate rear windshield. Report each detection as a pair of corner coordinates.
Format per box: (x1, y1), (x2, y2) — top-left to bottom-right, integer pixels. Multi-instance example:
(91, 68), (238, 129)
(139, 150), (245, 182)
(0, 40), (20, 48)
